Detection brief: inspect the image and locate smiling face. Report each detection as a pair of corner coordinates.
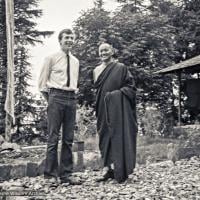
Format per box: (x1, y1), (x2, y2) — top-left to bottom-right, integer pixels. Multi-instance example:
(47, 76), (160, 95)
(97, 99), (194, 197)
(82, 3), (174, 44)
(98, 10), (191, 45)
(99, 43), (114, 63)
(59, 32), (74, 53)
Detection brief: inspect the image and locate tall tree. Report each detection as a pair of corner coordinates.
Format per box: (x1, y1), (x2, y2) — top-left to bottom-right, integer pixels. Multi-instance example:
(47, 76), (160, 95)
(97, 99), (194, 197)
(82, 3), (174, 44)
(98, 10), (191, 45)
(73, 0), (200, 128)
(0, 0), (7, 134)
(0, 0), (53, 136)
(74, 0), (177, 109)
(149, 0), (200, 61)
(109, 0), (179, 133)
(72, 0), (179, 135)
(73, 0), (111, 105)
(149, 0), (200, 123)
(172, 0), (200, 60)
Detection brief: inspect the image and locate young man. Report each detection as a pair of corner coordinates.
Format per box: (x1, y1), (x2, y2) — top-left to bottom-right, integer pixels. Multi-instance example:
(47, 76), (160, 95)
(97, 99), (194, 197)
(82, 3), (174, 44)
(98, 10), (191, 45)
(38, 28), (81, 185)
(93, 43), (138, 183)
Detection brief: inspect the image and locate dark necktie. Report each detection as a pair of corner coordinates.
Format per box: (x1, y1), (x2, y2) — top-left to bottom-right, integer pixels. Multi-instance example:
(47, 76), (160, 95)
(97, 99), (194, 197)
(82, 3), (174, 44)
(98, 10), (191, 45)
(66, 53), (70, 87)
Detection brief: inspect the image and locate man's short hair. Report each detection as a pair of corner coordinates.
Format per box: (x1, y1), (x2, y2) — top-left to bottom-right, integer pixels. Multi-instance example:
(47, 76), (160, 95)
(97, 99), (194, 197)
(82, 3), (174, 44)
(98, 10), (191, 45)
(58, 28), (74, 41)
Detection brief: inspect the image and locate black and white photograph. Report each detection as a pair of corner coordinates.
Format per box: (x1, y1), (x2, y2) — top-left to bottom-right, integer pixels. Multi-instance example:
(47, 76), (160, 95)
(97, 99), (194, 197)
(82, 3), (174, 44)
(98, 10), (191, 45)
(0, 0), (200, 199)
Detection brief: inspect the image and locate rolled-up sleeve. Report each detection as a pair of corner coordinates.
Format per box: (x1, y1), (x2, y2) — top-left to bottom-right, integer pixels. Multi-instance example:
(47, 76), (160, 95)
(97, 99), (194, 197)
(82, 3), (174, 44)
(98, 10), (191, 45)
(38, 57), (51, 93)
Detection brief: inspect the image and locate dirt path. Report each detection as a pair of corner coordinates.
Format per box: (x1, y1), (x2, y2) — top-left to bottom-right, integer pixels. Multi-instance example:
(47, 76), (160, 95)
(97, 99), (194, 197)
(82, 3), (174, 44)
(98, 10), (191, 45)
(0, 156), (200, 200)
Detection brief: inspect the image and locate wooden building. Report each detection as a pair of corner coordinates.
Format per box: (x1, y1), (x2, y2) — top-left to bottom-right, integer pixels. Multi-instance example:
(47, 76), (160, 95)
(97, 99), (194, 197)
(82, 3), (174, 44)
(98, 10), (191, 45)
(155, 55), (200, 125)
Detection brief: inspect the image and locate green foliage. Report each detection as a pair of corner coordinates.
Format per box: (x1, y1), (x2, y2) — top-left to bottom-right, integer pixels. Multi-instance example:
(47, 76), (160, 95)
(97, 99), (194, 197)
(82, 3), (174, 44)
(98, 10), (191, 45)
(12, 0), (53, 138)
(108, 7), (177, 110)
(172, 0), (200, 60)
(73, 0), (200, 128)
(185, 131), (200, 149)
(2, 0), (200, 140)
(0, 0), (53, 138)
(73, 2), (111, 105)
(11, 96), (48, 144)
(73, 0), (178, 131)
(73, 0), (177, 107)
(75, 105), (96, 141)
(138, 103), (174, 137)
(0, 0), (7, 134)
(14, 0), (53, 46)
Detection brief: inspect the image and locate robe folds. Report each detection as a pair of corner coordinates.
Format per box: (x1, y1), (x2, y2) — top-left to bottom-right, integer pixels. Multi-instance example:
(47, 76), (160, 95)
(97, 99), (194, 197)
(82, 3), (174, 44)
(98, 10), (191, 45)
(94, 61), (138, 182)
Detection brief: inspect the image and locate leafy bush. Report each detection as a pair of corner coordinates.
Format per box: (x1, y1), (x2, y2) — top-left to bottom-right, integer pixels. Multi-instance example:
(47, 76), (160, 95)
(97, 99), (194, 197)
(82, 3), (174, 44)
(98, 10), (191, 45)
(75, 105), (97, 141)
(167, 126), (200, 162)
(179, 126), (200, 149)
(138, 103), (173, 137)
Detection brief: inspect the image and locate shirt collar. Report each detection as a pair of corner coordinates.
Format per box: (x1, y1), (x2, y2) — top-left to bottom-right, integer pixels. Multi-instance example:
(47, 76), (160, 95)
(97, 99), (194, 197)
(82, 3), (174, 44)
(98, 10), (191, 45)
(60, 50), (72, 57)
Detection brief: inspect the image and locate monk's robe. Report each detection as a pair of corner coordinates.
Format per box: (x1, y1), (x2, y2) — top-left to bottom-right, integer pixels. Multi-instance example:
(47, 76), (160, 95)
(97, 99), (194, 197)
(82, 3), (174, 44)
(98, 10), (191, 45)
(94, 61), (138, 183)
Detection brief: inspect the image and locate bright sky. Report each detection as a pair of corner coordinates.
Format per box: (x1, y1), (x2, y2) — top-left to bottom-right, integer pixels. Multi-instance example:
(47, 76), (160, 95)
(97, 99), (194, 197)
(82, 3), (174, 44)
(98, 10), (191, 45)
(29, 0), (119, 94)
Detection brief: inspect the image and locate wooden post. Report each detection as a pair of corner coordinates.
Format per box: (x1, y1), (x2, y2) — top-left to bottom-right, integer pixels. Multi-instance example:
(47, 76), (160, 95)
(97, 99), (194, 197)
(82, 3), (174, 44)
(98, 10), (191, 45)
(177, 72), (182, 126)
(5, 114), (12, 141)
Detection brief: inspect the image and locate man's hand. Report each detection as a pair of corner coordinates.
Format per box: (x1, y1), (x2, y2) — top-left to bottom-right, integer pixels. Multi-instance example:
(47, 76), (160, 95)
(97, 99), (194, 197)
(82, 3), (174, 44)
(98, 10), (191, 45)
(41, 91), (49, 101)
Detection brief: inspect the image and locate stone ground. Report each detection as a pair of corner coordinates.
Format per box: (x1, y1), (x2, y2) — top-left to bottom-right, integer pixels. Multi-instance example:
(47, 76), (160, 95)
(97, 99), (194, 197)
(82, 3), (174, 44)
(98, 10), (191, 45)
(0, 156), (200, 200)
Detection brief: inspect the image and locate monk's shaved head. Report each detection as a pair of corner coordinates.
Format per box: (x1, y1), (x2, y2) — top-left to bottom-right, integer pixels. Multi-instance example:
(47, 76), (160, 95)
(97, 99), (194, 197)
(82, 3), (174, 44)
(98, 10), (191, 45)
(99, 43), (113, 52)
(98, 43), (114, 63)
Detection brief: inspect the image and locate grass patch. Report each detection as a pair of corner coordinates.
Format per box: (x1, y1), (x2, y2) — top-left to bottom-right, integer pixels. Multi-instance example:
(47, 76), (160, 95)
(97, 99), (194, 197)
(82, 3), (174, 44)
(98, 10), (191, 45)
(137, 135), (180, 164)
(84, 134), (181, 165)
(137, 135), (179, 146)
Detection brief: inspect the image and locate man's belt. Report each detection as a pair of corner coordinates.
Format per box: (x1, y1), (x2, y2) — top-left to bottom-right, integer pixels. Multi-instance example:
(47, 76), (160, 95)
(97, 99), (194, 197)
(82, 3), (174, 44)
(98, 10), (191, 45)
(49, 88), (75, 94)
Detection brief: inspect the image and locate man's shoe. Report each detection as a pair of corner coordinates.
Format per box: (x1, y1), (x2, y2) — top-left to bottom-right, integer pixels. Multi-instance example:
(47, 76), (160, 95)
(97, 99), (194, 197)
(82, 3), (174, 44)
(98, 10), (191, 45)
(96, 169), (114, 182)
(44, 177), (58, 187)
(60, 177), (82, 185)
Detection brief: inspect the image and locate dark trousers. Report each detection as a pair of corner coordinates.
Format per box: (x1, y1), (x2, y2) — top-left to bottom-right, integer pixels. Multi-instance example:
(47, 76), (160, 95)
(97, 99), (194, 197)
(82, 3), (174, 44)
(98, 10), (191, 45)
(44, 89), (77, 180)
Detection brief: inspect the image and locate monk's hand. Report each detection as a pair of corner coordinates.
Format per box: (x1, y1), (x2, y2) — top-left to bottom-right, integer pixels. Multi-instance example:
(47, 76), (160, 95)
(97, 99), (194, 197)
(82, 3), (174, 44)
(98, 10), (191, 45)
(107, 90), (120, 96)
(105, 91), (111, 96)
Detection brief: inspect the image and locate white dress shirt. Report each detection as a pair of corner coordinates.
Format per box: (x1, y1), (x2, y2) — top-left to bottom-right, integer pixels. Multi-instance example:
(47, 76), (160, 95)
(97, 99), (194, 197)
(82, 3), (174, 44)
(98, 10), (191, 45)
(38, 51), (79, 92)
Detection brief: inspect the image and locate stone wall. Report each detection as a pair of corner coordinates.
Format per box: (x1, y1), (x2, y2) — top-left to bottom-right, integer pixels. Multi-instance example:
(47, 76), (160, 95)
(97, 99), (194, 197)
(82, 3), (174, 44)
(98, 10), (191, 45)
(0, 141), (85, 181)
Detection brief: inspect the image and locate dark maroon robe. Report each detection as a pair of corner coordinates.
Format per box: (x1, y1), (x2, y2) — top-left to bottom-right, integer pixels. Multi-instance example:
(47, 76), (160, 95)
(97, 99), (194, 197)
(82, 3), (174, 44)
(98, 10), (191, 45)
(94, 61), (138, 182)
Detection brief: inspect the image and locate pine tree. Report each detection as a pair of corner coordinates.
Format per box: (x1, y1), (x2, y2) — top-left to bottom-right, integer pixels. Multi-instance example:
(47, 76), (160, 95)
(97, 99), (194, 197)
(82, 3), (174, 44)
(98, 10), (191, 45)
(0, 0), (53, 137)
(0, 0), (7, 134)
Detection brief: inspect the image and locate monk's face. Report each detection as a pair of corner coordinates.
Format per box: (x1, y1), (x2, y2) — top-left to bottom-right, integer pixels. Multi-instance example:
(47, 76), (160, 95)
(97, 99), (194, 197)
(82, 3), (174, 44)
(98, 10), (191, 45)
(99, 43), (113, 63)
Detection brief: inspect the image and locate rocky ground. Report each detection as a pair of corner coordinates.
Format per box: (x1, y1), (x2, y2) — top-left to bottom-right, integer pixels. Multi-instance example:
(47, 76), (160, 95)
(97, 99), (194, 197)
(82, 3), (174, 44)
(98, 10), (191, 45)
(0, 156), (200, 200)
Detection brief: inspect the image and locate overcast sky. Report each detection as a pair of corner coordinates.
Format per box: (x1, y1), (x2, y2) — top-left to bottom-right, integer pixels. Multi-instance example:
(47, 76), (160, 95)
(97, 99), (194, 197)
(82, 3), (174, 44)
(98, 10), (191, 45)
(29, 0), (119, 94)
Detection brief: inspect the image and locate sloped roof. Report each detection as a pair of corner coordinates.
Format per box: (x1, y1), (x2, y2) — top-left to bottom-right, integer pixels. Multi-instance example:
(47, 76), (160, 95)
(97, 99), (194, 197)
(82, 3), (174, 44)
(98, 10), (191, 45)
(155, 55), (200, 74)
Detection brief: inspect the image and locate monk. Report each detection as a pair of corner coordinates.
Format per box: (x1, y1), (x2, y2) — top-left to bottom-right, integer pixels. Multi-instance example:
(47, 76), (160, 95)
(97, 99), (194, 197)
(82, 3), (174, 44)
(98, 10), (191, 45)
(93, 43), (138, 183)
